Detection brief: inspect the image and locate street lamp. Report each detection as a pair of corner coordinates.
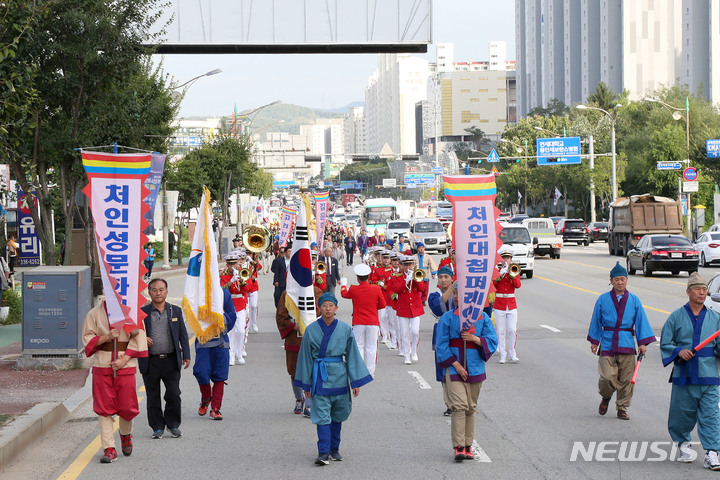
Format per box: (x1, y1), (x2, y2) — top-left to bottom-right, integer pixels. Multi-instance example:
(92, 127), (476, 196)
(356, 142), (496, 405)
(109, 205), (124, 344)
(170, 69), (222, 102)
(233, 101), (282, 136)
(499, 138), (528, 213)
(533, 126), (561, 137)
(576, 104), (622, 202)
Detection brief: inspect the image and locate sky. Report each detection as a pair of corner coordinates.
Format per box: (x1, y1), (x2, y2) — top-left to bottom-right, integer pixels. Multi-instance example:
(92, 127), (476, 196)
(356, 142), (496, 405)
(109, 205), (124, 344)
(152, 1), (516, 118)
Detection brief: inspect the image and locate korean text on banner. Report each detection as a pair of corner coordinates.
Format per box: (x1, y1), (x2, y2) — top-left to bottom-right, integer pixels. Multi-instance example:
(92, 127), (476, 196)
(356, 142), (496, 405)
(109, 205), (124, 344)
(285, 195), (317, 336)
(17, 188), (42, 267)
(443, 174), (503, 331)
(279, 206), (297, 247)
(81, 151), (151, 333)
(314, 191), (329, 248)
(142, 154), (167, 235)
(182, 186), (225, 343)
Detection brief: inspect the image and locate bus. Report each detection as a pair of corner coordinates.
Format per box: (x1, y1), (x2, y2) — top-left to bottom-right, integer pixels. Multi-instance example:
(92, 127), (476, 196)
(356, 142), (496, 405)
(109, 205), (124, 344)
(362, 198), (397, 234)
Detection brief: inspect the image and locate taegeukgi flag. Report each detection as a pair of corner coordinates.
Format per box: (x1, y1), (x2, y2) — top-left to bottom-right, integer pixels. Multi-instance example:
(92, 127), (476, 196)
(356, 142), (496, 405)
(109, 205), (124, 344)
(81, 151), (151, 332)
(285, 195), (317, 336)
(443, 174), (503, 331)
(182, 186), (226, 343)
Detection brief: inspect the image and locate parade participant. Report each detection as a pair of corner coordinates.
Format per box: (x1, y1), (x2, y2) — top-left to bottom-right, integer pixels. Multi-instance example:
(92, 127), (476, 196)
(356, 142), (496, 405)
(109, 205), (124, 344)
(661, 273), (720, 468)
(332, 241), (344, 274)
(139, 278), (191, 439)
(340, 264), (387, 376)
(396, 234), (411, 254)
(220, 253), (250, 365)
(193, 288), (236, 421)
(386, 252), (401, 350)
(428, 265), (456, 416)
(344, 232), (356, 266)
(368, 229), (381, 248)
(276, 284), (323, 416)
(438, 249), (456, 278)
(391, 255), (428, 365)
(371, 250), (393, 345)
(435, 286), (497, 462)
(246, 252), (261, 333)
(82, 301), (147, 463)
(587, 262), (655, 420)
(415, 242), (438, 279)
(294, 292), (373, 465)
(357, 231), (369, 259)
(493, 246), (521, 364)
(313, 250), (327, 291)
(321, 246), (341, 295)
(271, 246), (291, 308)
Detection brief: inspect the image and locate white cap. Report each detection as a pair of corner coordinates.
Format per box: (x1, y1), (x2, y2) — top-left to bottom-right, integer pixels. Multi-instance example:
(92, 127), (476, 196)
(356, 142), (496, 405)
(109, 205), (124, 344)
(498, 245), (514, 257)
(354, 264), (371, 276)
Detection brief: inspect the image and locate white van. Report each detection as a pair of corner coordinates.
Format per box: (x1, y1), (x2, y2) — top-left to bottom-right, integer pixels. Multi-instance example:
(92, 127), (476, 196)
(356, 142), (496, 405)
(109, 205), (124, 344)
(521, 217), (563, 259)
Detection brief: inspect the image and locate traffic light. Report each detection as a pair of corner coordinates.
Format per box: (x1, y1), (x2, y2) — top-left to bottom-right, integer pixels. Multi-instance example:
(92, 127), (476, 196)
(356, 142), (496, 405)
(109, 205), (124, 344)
(516, 158), (521, 163)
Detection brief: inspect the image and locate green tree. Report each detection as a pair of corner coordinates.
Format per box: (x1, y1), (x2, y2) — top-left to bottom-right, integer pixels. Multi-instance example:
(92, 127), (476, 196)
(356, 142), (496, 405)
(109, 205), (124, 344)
(338, 158), (389, 191)
(527, 98), (569, 118)
(587, 81), (620, 111)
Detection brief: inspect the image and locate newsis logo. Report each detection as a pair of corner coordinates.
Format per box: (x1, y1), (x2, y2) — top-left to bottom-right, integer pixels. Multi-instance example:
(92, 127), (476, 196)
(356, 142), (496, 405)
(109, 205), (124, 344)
(570, 441), (699, 462)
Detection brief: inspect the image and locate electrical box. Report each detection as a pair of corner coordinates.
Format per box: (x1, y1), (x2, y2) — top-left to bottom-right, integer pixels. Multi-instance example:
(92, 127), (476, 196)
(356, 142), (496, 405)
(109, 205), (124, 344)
(21, 266), (92, 357)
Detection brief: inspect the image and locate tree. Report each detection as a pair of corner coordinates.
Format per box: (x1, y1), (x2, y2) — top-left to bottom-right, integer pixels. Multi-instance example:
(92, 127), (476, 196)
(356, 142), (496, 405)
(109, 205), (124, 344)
(528, 98), (569, 118)
(338, 158), (389, 190)
(587, 81), (619, 111)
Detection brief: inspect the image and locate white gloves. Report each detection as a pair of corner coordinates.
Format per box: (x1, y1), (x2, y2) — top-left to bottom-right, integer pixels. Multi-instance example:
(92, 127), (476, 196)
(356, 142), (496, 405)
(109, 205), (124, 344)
(499, 266), (508, 276)
(341, 277), (348, 287)
(231, 270), (240, 283)
(377, 280), (385, 288)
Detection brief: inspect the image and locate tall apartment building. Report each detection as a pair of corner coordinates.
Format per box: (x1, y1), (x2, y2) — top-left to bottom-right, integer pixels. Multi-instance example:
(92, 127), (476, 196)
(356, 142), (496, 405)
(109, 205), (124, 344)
(516, 0), (720, 117)
(343, 106), (366, 154)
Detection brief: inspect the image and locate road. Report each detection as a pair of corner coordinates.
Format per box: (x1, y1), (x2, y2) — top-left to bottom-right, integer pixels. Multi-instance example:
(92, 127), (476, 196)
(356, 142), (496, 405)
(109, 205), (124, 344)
(6, 243), (720, 479)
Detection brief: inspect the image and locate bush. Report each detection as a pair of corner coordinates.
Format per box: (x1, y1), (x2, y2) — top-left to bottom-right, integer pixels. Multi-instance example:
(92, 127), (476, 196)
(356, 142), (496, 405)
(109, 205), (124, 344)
(1, 288), (22, 325)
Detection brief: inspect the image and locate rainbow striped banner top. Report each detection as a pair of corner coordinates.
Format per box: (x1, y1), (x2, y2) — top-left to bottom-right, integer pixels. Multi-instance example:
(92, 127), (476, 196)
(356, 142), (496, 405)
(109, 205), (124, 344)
(313, 191), (329, 201)
(81, 151), (151, 176)
(281, 206), (298, 216)
(443, 174), (496, 201)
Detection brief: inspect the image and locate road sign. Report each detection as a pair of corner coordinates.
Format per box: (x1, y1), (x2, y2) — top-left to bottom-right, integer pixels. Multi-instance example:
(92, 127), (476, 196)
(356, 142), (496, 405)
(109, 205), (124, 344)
(657, 161), (682, 170)
(431, 167), (444, 173)
(536, 137), (582, 165)
(487, 149), (500, 163)
(708, 139), (720, 158)
(382, 178), (396, 187)
(491, 166), (499, 176)
(404, 173), (435, 186)
(683, 167), (698, 182)
(683, 181), (699, 192)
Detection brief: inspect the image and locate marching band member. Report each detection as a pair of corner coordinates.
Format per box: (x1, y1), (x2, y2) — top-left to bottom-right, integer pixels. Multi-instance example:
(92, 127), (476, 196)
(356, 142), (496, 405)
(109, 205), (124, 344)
(386, 252), (401, 350)
(220, 253), (250, 365)
(438, 249), (456, 278)
(391, 255), (428, 365)
(246, 252), (262, 333)
(371, 250), (393, 346)
(493, 246), (521, 364)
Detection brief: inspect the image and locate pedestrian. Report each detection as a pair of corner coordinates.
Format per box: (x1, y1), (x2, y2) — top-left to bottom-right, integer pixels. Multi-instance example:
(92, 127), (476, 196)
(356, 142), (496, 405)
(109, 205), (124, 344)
(139, 278), (191, 439)
(661, 272), (720, 469)
(493, 246), (521, 364)
(82, 300), (147, 463)
(587, 261), (655, 420)
(168, 230), (176, 261)
(435, 285), (497, 462)
(271, 246), (291, 308)
(7, 234), (18, 274)
(390, 255), (427, 364)
(332, 241), (344, 274)
(143, 242), (156, 280)
(193, 287), (236, 421)
(321, 246), (341, 295)
(294, 292), (373, 465)
(340, 264), (387, 376)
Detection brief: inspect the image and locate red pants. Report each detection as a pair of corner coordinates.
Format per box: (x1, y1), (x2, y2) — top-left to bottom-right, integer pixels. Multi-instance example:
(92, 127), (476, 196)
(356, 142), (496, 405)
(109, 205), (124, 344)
(91, 366), (139, 421)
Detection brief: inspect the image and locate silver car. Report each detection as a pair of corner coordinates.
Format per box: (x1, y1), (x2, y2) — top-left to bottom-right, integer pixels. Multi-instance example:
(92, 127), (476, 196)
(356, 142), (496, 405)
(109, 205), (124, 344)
(411, 219), (449, 253)
(386, 220), (412, 242)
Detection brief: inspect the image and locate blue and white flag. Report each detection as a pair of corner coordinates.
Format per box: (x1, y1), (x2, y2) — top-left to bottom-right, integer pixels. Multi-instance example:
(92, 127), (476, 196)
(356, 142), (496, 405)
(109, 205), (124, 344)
(553, 186), (562, 206)
(285, 194), (317, 336)
(182, 186), (225, 343)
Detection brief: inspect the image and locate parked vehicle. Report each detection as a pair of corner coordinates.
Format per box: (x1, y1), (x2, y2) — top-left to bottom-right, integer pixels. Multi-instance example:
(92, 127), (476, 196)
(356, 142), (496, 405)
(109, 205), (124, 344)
(411, 218), (449, 253)
(498, 224), (535, 278)
(587, 222), (609, 242)
(556, 218), (589, 245)
(694, 232), (720, 267)
(704, 273), (720, 312)
(550, 216), (565, 227)
(386, 220), (412, 241)
(608, 194), (683, 257)
(498, 212), (512, 222)
(626, 234), (699, 277)
(522, 217), (563, 259)
(508, 214), (529, 224)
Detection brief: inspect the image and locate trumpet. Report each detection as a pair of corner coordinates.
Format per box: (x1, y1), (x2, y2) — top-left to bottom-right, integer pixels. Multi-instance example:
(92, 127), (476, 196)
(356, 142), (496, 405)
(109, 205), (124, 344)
(242, 224), (271, 253)
(413, 268), (426, 282)
(239, 268), (252, 282)
(508, 263), (521, 279)
(316, 261), (327, 275)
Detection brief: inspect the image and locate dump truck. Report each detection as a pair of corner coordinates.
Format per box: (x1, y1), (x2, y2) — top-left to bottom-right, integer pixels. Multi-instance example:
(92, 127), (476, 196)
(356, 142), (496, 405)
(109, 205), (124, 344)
(608, 194), (684, 256)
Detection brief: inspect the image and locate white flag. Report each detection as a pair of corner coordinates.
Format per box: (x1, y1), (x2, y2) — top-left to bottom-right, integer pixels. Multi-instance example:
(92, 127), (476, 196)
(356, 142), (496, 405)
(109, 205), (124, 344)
(553, 186), (562, 206)
(285, 195), (317, 335)
(182, 186), (226, 343)
(517, 190), (522, 203)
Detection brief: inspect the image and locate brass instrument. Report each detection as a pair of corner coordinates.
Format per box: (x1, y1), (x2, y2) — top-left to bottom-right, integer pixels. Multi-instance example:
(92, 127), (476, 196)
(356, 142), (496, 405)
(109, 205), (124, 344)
(242, 224), (271, 253)
(239, 268), (252, 282)
(413, 268), (426, 282)
(508, 263), (521, 279)
(316, 261), (327, 275)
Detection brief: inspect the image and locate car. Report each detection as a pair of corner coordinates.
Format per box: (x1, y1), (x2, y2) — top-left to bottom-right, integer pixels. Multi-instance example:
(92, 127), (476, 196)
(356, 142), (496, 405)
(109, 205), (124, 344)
(626, 234), (699, 277)
(704, 273), (720, 312)
(508, 214), (529, 224)
(587, 222), (609, 242)
(345, 213), (361, 227)
(386, 220), (412, 241)
(497, 212), (512, 222)
(694, 232), (720, 267)
(411, 218), (449, 253)
(498, 224), (535, 278)
(550, 216), (565, 227)
(556, 218), (589, 245)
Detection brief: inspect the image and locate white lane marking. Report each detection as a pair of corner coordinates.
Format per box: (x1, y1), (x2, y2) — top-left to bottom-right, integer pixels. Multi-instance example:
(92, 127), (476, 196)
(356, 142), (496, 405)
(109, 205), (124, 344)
(408, 371), (432, 389)
(540, 324), (562, 333)
(472, 440), (492, 462)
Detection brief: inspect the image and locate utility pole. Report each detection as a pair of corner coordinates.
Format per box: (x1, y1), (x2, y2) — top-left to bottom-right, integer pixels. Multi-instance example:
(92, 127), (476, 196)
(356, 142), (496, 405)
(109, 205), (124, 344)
(589, 135), (596, 223)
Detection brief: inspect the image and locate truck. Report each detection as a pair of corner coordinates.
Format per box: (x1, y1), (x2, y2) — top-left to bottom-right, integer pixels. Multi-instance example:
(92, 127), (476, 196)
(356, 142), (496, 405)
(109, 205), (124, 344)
(396, 199), (416, 219)
(521, 218), (563, 259)
(608, 194), (683, 256)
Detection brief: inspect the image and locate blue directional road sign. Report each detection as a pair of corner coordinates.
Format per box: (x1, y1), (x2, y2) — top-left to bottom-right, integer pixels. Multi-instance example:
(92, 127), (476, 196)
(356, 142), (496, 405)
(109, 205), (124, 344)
(404, 173), (436, 186)
(487, 149), (500, 163)
(683, 167), (698, 182)
(431, 167), (444, 173)
(657, 162), (682, 170)
(708, 139), (720, 158)
(536, 137), (582, 165)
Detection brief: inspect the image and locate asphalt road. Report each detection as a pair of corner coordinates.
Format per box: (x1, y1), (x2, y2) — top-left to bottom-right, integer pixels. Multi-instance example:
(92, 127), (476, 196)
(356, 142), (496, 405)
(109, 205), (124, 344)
(7, 243), (720, 479)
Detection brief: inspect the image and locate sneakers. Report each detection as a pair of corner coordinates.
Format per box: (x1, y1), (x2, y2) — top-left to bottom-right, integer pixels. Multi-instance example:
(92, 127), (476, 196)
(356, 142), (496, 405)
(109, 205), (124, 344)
(229, 359), (235, 366)
(509, 356), (519, 363)
(209, 408), (223, 420)
(704, 451), (720, 470)
(294, 400), (304, 414)
(252, 325), (259, 333)
(170, 428), (182, 438)
(443, 408), (452, 417)
(151, 429), (163, 439)
(100, 447), (117, 463)
(237, 357), (245, 365)
(329, 449), (343, 461)
(315, 453), (330, 466)
(499, 358), (506, 364)
(120, 434), (132, 456)
(404, 356), (412, 365)
(464, 445), (474, 460)
(678, 442), (694, 463)
(303, 406), (311, 418)
(198, 398), (211, 416)
(454, 446), (466, 461)
(411, 354), (418, 362)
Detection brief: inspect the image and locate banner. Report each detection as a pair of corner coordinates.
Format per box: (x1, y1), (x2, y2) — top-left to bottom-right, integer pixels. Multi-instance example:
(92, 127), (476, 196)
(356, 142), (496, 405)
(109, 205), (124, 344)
(16, 188), (41, 267)
(142, 153), (167, 235)
(314, 190), (329, 248)
(278, 206), (297, 247)
(285, 195), (317, 335)
(182, 186), (226, 343)
(81, 151), (151, 332)
(443, 174), (502, 331)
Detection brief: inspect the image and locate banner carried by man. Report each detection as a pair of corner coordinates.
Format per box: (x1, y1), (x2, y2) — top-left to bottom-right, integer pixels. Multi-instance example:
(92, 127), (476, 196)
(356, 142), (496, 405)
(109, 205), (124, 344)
(314, 190), (329, 248)
(278, 205), (297, 247)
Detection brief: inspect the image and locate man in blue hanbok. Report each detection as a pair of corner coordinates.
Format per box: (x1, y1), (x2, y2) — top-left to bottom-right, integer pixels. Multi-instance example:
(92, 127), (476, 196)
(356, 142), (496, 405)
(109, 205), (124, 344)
(587, 262), (655, 420)
(661, 272), (720, 470)
(435, 286), (497, 462)
(294, 292), (373, 466)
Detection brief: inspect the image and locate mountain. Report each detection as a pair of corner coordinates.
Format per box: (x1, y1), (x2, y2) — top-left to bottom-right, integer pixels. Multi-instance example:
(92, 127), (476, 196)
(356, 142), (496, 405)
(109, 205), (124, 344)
(237, 102), (364, 135)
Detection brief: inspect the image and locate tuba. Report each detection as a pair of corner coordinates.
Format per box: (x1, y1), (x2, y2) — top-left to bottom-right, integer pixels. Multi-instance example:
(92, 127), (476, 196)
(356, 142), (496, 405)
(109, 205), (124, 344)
(316, 261), (327, 275)
(508, 263), (521, 279)
(243, 224), (271, 253)
(413, 269), (426, 282)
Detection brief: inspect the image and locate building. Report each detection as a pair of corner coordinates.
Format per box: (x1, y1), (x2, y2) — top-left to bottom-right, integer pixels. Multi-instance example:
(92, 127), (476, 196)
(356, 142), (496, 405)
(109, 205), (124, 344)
(168, 118), (221, 155)
(343, 106), (366, 154)
(516, 0), (720, 117)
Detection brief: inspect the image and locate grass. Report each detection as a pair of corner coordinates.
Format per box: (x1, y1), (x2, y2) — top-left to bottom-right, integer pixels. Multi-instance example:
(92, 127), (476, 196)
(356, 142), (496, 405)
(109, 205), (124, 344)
(0, 414), (13, 428)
